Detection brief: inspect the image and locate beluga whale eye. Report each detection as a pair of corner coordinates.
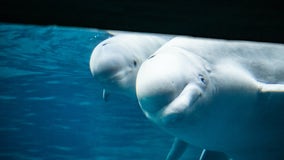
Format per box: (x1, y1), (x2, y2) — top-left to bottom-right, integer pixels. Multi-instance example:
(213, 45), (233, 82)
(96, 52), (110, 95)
(133, 60), (137, 67)
(199, 74), (207, 85)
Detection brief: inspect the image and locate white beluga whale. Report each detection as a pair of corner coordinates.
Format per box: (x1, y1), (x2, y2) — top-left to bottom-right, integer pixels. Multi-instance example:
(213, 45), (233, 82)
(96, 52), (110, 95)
(136, 36), (284, 159)
(89, 33), (172, 100)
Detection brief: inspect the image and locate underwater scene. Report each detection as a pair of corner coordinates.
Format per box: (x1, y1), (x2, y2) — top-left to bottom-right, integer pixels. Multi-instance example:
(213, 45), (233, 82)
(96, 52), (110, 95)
(0, 23), (202, 160)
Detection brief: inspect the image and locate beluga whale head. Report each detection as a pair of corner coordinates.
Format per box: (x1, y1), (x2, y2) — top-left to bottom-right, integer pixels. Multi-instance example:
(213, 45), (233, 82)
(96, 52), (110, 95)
(90, 34), (170, 100)
(136, 46), (212, 128)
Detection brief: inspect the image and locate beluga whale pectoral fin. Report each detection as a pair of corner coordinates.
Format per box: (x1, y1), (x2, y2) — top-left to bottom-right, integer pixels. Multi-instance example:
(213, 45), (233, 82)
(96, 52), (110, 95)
(258, 83), (284, 93)
(257, 82), (284, 106)
(166, 138), (188, 160)
(102, 89), (110, 102)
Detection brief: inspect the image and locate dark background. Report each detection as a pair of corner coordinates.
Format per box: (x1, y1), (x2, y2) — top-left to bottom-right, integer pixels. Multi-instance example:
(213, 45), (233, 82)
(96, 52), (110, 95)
(1, 0), (284, 43)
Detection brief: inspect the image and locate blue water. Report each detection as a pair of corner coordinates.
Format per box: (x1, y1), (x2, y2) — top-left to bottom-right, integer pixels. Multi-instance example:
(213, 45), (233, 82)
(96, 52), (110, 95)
(0, 23), (201, 160)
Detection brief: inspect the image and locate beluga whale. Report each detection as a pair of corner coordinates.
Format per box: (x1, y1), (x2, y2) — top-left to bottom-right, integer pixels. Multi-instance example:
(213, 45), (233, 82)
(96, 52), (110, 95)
(89, 33), (172, 100)
(136, 36), (284, 160)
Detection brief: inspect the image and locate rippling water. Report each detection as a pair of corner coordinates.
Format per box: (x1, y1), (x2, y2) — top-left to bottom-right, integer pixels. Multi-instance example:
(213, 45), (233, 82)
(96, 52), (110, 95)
(0, 23), (201, 160)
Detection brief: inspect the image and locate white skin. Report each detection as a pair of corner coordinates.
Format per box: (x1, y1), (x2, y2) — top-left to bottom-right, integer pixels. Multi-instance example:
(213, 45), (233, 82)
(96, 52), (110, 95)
(89, 34), (171, 99)
(136, 37), (284, 160)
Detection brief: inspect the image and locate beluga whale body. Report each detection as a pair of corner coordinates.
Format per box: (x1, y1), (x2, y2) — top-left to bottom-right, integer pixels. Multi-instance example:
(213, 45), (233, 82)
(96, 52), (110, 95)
(136, 36), (284, 159)
(89, 33), (172, 100)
